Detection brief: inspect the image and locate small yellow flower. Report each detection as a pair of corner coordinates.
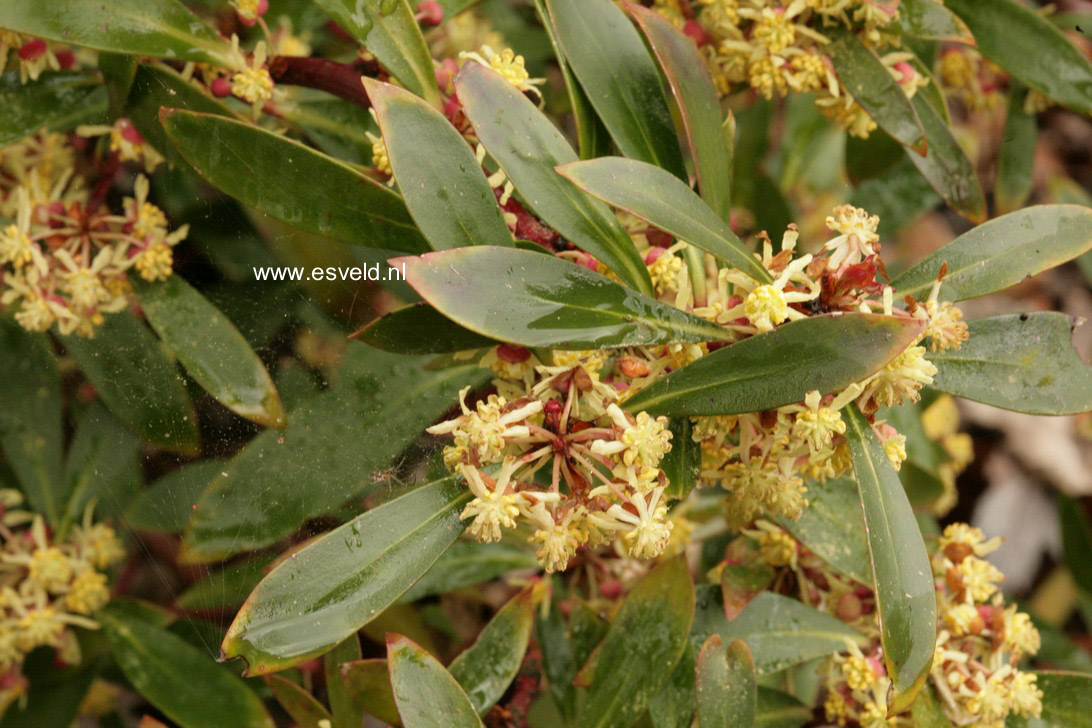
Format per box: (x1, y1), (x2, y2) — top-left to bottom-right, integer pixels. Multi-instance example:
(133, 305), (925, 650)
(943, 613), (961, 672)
(27, 547), (72, 593)
(744, 284), (789, 331)
(134, 243), (174, 282)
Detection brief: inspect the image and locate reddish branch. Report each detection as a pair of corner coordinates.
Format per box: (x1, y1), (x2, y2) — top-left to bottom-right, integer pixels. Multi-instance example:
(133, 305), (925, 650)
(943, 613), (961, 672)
(268, 56), (374, 110)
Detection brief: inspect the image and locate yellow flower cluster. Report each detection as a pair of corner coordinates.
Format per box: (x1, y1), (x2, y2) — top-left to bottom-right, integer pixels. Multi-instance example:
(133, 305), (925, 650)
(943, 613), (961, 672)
(0, 132), (187, 337)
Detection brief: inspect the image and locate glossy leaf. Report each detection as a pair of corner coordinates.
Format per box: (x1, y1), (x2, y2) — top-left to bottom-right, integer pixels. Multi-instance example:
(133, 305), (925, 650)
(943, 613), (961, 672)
(827, 30), (925, 153)
(629, 5), (732, 221)
(0, 0), (231, 65)
(99, 609), (273, 728)
(135, 275), (284, 429)
(1008, 672), (1092, 728)
(266, 675), (332, 728)
(400, 541), (538, 602)
(60, 403), (141, 530)
(696, 636), (756, 728)
(455, 61), (653, 294)
(545, 0), (685, 179)
(777, 476), (872, 585)
(755, 688), (810, 728)
(890, 0), (974, 43)
(183, 346), (485, 560)
(126, 459), (226, 533)
(996, 86), (1038, 215)
(890, 205), (1092, 301)
(0, 71), (106, 146)
(623, 314), (923, 416)
(946, 0), (1092, 115)
(353, 303), (497, 355)
(387, 635), (484, 728)
(364, 79), (512, 250)
(312, 0), (440, 106)
(175, 556), (273, 612)
(395, 246), (731, 349)
(449, 589), (534, 714)
(161, 110), (428, 253)
(0, 319), (64, 522)
(649, 643), (696, 728)
(558, 157), (771, 283)
(221, 478), (470, 673)
(325, 636), (362, 728)
(930, 312), (1092, 416)
(64, 312), (198, 454)
(661, 418), (701, 501)
(341, 659), (401, 726)
(845, 405), (936, 713)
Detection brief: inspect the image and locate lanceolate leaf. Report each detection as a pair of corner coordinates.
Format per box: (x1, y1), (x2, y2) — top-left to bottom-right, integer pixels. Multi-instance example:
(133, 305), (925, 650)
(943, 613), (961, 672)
(100, 609), (274, 728)
(545, 0), (686, 179)
(1058, 495), (1092, 596)
(845, 405), (936, 713)
(946, 0), (1092, 115)
(340, 659), (401, 726)
(363, 79), (512, 250)
(353, 303), (498, 354)
(826, 30), (926, 153)
(135, 275), (284, 429)
(312, 0), (440, 106)
(558, 157), (771, 284)
(890, 205), (1092, 301)
(890, 0), (974, 44)
(0, 71), (106, 146)
(455, 62), (653, 294)
(161, 110), (429, 253)
(266, 675), (332, 728)
(661, 418), (701, 501)
(0, 0), (232, 65)
(623, 314), (924, 416)
(580, 558), (695, 728)
(399, 541), (538, 602)
(929, 312), (1092, 416)
(649, 643), (696, 728)
(777, 477), (872, 585)
(325, 636), (362, 728)
(628, 5), (732, 221)
(221, 478), (471, 673)
(755, 688), (810, 728)
(1008, 672), (1092, 728)
(387, 635), (484, 728)
(996, 86), (1038, 215)
(394, 246), (731, 349)
(449, 589), (534, 715)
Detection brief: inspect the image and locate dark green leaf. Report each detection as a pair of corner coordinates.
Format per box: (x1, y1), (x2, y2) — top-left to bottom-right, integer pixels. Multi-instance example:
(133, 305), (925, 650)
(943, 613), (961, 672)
(312, 0), (440, 105)
(1007, 672), (1092, 728)
(455, 61), (653, 294)
(396, 246), (730, 349)
(755, 688), (810, 728)
(135, 275), (284, 429)
(365, 78), (512, 250)
(845, 405), (936, 713)
(399, 540), (537, 602)
(60, 403), (141, 530)
(0, 0), (231, 64)
(161, 110), (429, 253)
(850, 156), (939, 239)
(450, 589), (534, 714)
(0, 71), (106, 145)
(266, 675), (332, 728)
(946, 0), (1092, 115)
(661, 417), (701, 501)
(545, 0), (685, 179)
(100, 609), (273, 728)
(558, 157), (771, 283)
(889, 205), (1092, 301)
(930, 313), (1092, 416)
(98, 52), (138, 117)
(64, 312), (198, 454)
(341, 659), (401, 726)
(125, 459), (226, 533)
(890, 0), (974, 43)
(1059, 495), (1092, 597)
(649, 643), (695, 728)
(387, 634), (484, 728)
(326, 635), (363, 728)
(221, 478), (470, 673)
(622, 314), (924, 416)
(537, 593), (578, 723)
(353, 303), (498, 355)
(175, 555), (273, 612)
(580, 558), (694, 728)
(629, 5), (732, 221)
(996, 86), (1038, 215)
(777, 476), (871, 585)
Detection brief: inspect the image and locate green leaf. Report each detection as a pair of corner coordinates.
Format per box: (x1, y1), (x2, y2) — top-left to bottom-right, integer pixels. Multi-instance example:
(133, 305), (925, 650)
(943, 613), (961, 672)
(629, 5), (732, 221)
(98, 52), (138, 117)
(545, 0), (685, 179)
(99, 609), (273, 728)
(1007, 672), (1092, 728)
(454, 61), (653, 294)
(63, 312), (198, 454)
(341, 659), (401, 726)
(696, 636), (756, 728)
(649, 643), (696, 728)
(661, 417), (701, 501)
(175, 556), (273, 612)
(1058, 495), (1092, 597)
(850, 155), (939, 238)
(326, 635), (363, 728)
(930, 312), (1092, 416)
(266, 675), (332, 728)
(161, 110), (429, 253)
(221, 478), (471, 673)
(889, 205), (1092, 301)
(125, 459), (226, 533)
(845, 405), (936, 713)
(827, 30), (925, 153)
(0, 318), (63, 521)
(0, 71), (106, 146)
(720, 563), (774, 622)
(387, 634), (484, 728)
(312, 0), (440, 106)
(623, 314), (924, 416)
(693, 589), (865, 675)
(946, 0), (1092, 115)
(580, 558), (695, 728)
(364, 79), (512, 250)
(755, 688), (810, 728)
(0, 0), (232, 65)
(134, 275), (284, 429)
(557, 157), (771, 284)
(399, 540), (538, 602)
(396, 246), (730, 349)
(777, 476), (872, 585)
(449, 589), (534, 714)
(537, 593), (579, 723)
(911, 687), (953, 728)
(996, 86), (1038, 215)
(60, 403), (141, 530)
(183, 347), (485, 560)
(353, 303), (498, 355)
(890, 0), (974, 44)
